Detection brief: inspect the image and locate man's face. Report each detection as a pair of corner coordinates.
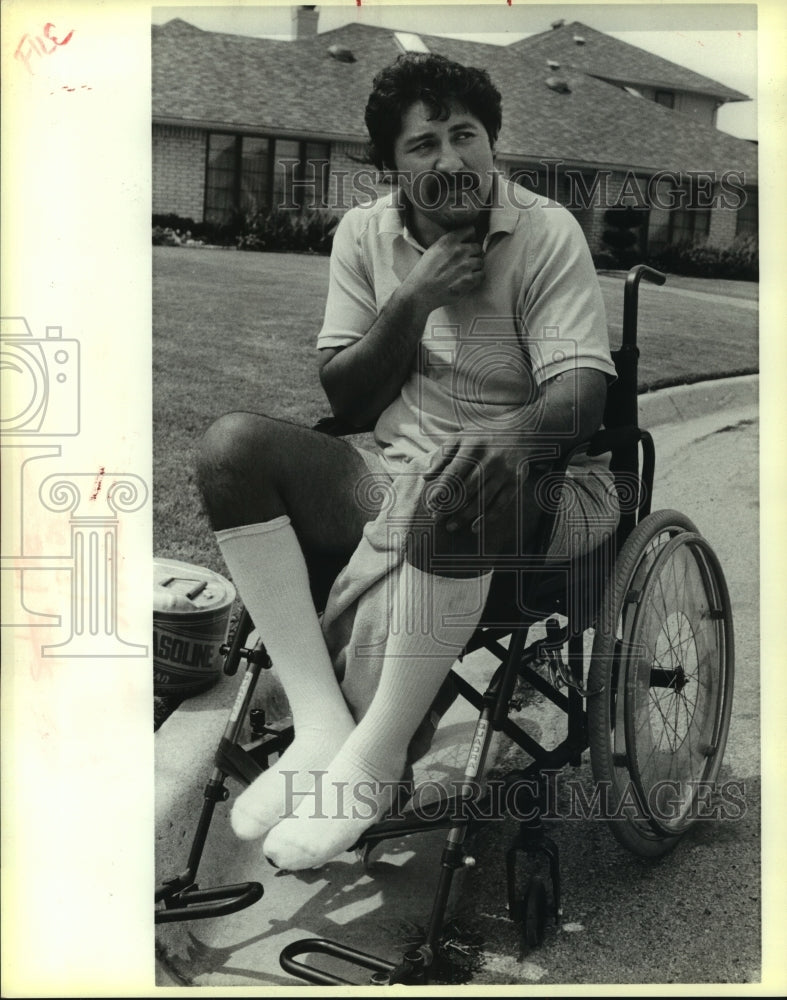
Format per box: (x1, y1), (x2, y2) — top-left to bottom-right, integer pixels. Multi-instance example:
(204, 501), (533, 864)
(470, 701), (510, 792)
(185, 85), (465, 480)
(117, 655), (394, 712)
(392, 100), (495, 235)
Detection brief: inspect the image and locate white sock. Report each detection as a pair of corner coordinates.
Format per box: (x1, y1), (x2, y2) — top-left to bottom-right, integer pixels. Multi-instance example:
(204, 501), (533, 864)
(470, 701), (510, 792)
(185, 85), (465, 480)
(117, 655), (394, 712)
(216, 517), (355, 840)
(263, 561), (492, 869)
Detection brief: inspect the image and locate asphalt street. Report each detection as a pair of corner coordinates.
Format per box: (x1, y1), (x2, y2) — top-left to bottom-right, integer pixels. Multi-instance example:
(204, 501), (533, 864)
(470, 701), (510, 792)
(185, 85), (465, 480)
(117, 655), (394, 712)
(460, 405), (761, 986)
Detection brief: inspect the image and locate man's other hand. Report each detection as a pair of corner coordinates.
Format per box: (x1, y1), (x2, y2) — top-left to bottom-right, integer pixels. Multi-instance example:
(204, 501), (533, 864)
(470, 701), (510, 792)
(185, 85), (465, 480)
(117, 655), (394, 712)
(422, 438), (528, 537)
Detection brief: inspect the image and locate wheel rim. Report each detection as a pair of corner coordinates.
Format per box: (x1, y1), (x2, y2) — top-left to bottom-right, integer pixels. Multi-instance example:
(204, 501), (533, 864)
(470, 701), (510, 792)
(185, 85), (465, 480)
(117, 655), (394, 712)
(598, 525), (691, 844)
(624, 533), (733, 836)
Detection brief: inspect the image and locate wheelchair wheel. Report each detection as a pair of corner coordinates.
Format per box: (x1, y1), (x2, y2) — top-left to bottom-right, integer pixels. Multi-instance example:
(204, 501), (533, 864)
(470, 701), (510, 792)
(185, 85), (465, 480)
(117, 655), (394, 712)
(587, 509), (733, 857)
(623, 531), (734, 837)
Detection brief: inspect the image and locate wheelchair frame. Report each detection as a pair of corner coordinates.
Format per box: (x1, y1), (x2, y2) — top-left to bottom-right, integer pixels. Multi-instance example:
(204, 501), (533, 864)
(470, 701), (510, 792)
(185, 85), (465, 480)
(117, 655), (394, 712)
(155, 265), (735, 986)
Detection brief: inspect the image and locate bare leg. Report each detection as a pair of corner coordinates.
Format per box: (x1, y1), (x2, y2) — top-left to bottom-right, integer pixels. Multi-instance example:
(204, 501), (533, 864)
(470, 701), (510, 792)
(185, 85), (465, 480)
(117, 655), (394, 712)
(196, 412), (384, 839)
(197, 410), (382, 557)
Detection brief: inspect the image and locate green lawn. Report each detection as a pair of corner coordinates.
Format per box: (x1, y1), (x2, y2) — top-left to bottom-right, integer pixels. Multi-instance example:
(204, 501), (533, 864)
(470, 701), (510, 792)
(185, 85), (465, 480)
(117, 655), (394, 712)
(153, 247), (757, 575)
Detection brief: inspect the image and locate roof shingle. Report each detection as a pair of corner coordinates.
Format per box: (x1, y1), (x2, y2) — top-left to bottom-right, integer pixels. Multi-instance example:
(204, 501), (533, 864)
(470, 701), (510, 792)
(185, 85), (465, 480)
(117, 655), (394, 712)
(152, 19), (756, 181)
(507, 21), (750, 102)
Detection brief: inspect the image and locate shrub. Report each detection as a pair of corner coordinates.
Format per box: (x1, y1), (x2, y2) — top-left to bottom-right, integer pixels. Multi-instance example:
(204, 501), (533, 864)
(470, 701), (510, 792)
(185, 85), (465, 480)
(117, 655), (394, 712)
(646, 235), (758, 281)
(153, 207), (339, 254)
(236, 208), (338, 255)
(592, 249), (620, 270)
(152, 213), (239, 246)
(152, 226), (182, 247)
(600, 206), (649, 270)
(153, 212), (196, 231)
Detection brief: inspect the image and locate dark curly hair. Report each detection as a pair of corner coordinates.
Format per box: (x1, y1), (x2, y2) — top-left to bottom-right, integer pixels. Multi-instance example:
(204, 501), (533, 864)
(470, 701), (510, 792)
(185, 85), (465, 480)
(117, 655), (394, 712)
(364, 53), (502, 171)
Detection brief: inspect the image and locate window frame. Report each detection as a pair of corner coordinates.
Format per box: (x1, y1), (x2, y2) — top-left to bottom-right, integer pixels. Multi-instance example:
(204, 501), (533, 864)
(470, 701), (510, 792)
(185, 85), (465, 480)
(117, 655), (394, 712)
(203, 132), (331, 224)
(665, 177), (712, 246)
(735, 186), (758, 239)
(654, 90), (675, 109)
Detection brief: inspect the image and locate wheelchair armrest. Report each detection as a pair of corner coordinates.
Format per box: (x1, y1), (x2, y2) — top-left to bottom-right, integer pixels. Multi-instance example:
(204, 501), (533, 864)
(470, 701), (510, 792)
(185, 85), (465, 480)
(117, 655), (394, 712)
(572, 425), (655, 524)
(312, 415), (376, 438)
(585, 425), (646, 457)
(539, 428), (628, 471)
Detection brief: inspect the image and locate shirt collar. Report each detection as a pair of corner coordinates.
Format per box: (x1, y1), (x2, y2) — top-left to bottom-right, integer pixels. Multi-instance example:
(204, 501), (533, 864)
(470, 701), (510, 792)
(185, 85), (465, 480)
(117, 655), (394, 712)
(487, 173), (520, 237)
(378, 171), (518, 248)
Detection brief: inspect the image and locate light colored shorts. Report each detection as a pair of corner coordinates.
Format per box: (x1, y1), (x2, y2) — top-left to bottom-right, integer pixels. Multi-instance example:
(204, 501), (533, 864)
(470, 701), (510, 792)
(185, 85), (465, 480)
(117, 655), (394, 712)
(353, 445), (620, 559)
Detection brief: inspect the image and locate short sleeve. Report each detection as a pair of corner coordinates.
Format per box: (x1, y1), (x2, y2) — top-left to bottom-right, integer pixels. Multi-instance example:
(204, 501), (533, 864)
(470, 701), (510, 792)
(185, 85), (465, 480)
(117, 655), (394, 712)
(317, 210), (379, 350)
(521, 207), (617, 386)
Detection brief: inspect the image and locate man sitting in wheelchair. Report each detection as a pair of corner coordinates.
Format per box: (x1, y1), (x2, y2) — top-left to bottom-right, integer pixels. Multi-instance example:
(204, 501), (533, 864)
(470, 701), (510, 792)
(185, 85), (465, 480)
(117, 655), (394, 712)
(196, 53), (619, 871)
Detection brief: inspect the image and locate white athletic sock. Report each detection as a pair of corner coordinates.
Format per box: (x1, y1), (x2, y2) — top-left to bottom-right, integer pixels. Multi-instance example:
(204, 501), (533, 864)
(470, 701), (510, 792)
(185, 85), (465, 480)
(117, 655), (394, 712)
(263, 561), (492, 870)
(216, 517), (355, 840)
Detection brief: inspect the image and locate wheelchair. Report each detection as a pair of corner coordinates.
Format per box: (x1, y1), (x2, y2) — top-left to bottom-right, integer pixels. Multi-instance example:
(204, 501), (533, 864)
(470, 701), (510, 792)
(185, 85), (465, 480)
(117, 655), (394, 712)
(155, 265), (735, 985)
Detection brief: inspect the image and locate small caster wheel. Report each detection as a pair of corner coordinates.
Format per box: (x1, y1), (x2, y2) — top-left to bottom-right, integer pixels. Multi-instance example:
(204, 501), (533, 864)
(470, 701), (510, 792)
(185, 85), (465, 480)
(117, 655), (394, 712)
(520, 876), (547, 948)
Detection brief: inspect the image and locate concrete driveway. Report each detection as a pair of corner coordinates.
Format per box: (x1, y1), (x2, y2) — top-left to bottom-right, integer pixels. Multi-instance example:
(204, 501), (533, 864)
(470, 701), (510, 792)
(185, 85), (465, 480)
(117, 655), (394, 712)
(155, 380), (765, 989)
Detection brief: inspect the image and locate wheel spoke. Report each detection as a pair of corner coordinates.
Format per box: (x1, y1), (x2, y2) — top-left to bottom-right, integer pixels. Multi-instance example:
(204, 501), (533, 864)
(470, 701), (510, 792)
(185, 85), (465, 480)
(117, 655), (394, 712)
(590, 516), (733, 853)
(621, 533), (732, 835)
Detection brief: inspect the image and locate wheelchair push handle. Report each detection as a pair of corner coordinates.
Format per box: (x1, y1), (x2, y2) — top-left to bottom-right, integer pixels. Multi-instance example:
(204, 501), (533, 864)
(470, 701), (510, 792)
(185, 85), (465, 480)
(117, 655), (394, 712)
(622, 264), (667, 349)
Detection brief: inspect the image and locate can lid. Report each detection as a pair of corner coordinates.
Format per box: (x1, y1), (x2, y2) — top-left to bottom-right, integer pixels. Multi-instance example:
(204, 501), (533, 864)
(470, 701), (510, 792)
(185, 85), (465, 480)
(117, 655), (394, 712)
(153, 558), (235, 612)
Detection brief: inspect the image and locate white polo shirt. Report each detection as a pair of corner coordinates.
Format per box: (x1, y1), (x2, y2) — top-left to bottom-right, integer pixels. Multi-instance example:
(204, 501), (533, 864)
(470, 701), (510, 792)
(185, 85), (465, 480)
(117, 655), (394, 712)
(317, 175), (617, 474)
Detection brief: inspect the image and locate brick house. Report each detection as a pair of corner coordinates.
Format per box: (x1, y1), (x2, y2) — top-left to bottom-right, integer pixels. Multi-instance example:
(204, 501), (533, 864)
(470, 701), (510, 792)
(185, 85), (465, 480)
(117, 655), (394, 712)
(152, 9), (757, 254)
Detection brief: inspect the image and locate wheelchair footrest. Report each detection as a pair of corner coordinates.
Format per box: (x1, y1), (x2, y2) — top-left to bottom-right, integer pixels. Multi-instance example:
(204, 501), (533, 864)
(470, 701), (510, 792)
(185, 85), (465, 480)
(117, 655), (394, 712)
(279, 937), (403, 986)
(155, 880), (263, 923)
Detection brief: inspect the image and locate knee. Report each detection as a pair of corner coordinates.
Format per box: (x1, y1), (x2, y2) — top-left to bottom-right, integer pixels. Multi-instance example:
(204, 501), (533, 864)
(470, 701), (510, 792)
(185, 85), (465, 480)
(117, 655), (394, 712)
(198, 411), (255, 477)
(196, 411), (275, 518)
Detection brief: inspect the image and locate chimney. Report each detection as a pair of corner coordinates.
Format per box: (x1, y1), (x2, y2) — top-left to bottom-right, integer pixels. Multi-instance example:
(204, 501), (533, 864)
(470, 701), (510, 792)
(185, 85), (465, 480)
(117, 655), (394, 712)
(292, 5), (319, 39)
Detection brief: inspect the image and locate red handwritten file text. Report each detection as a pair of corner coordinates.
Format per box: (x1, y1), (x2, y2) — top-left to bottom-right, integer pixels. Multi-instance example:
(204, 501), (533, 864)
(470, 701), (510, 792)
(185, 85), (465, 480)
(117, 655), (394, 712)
(14, 23), (74, 75)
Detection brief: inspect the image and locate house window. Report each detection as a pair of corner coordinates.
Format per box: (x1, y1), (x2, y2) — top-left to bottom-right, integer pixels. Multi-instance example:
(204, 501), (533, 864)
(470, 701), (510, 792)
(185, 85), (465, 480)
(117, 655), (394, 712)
(667, 179), (712, 245)
(735, 187), (758, 238)
(204, 133), (330, 223)
(205, 133), (238, 224)
(669, 205), (710, 244)
(272, 139), (302, 211)
(655, 90), (675, 109)
(240, 136), (271, 215)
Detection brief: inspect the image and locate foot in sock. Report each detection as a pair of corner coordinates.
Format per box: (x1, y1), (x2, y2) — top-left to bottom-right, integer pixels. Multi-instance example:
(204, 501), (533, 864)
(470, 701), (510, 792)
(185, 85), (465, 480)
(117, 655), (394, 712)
(262, 728), (408, 869)
(262, 561), (492, 869)
(230, 718), (355, 840)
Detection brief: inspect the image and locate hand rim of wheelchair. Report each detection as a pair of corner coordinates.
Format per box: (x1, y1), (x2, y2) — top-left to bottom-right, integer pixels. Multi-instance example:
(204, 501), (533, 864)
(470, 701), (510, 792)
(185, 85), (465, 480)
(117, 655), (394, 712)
(623, 529), (734, 837)
(587, 508), (735, 856)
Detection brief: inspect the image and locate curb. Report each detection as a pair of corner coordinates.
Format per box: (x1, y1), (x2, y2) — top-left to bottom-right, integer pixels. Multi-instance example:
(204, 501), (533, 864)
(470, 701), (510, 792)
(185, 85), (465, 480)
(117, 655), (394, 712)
(638, 373), (757, 428)
(154, 664), (286, 888)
